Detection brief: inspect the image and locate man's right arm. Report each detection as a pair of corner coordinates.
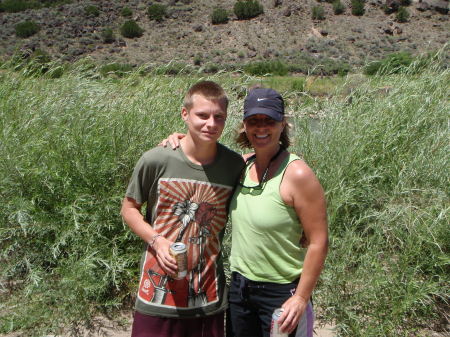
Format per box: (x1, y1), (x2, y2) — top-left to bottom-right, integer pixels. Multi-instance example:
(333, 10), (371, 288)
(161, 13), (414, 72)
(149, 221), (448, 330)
(121, 197), (177, 275)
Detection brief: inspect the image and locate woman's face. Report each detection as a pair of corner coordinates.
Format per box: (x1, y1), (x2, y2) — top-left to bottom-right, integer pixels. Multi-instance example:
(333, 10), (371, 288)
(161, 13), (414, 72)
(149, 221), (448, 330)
(243, 114), (285, 150)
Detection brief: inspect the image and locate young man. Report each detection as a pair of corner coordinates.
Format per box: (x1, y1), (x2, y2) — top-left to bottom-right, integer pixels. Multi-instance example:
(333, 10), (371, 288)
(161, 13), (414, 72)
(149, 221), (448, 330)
(121, 81), (245, 337)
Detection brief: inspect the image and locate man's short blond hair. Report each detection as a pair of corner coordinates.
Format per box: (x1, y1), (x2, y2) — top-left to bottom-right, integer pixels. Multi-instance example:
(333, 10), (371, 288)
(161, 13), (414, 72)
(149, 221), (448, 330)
(183, 81), (228, 112)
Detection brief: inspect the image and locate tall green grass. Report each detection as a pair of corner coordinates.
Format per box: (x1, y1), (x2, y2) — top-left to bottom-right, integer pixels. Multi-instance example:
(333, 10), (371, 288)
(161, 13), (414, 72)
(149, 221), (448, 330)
(293, 61), (449, 335)
(0, 58), (448, 335)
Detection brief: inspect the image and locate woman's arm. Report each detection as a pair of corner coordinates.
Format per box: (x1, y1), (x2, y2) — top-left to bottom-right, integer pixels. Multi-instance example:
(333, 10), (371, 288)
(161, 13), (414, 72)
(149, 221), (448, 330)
(278, 160), (329, 333)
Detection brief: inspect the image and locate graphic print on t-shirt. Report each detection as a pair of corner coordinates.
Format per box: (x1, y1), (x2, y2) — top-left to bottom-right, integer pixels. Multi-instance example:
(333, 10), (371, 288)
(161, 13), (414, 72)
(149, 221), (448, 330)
(137, 178), (232, 308)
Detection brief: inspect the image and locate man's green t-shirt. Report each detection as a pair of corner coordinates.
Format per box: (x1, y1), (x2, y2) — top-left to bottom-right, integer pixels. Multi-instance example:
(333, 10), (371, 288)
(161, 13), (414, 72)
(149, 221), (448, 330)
(126, 144), (244, 318)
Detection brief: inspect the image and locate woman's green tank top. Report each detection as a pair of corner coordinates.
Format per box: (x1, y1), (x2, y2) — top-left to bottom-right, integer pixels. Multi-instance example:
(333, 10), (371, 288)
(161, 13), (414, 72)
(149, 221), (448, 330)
(229, 153), (306, 283)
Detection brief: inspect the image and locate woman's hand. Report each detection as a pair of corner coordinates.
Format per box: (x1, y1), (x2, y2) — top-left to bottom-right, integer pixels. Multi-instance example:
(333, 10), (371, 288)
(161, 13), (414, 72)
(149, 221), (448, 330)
(277, 295), (308, 334)
(158, 133), (186, 149)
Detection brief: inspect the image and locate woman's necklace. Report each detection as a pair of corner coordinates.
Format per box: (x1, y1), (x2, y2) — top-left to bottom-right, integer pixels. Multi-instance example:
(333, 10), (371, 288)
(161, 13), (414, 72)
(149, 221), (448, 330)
(240, 146), (284, 189)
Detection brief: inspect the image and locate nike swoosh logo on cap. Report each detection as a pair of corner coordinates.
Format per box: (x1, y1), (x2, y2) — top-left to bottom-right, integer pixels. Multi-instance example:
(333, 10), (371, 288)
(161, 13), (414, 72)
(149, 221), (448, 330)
(257, 98), (267, 101)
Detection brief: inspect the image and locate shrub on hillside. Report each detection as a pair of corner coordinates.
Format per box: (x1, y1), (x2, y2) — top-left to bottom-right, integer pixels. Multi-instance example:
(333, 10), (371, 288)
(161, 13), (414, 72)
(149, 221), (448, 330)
(234, 0), (264, 20)
(101, 28), (115, 43)
(244, 60), (288, 76)
(147, 4), (167, 22)
(400, 0), (412, 5)
(0, 0), (37, 12)
(351, 0), (365, 16)
(120, 20), (143, 38)
(0, 0), (71, 12)
(396, 6), (410, 22)
(312, 5), (325, 20)
(211, 7), (229, 24)
(99, 63), (133, 77)
(84, 5), (100, 17)
(364, 51), (414, 75)
(154, 62), (194, 75)
(15, 21), (40, 38)
(120, 6), (132, 17)
(333, 0), (345, 14)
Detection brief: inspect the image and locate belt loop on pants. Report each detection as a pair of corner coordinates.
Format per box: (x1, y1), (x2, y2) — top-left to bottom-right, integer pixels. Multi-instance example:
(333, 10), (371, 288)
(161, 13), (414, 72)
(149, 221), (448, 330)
(238, 273), (248, 300)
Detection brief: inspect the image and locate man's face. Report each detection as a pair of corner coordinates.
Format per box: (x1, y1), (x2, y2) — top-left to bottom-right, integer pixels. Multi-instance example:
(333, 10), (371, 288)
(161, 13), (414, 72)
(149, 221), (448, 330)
(181, 94), (227, 144)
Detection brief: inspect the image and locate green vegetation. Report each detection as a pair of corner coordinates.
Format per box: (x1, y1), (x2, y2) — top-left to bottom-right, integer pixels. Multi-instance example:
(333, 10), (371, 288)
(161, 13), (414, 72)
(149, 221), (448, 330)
(0, 0), (71, 12)
(84, 5), (99, 17)
(120, 20), (144, 39)
(244, 60), (288, 76)
(15, 21), (40, 38)
(332, 0), (345, 15)
(211, 7), (229, 24)
(147, 4), (167, 22)
(0, 0), (35, 12)
(234, 0), (264, 20)
(120, 6), (132, 18)
(312, 5), (325, 20)
(351, 0), (365, 16)
(364, 51), (414, 75)
(99, 63), (134, 78)
(296, 60), (449, 336)
(396, 6), (410, 23)
(101, 28), (115, 44)
(0, 54), (448, 336)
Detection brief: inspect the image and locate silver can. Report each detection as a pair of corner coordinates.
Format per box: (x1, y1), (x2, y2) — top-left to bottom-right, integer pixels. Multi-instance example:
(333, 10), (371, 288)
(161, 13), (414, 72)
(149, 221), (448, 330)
(170, 242), (188, 279)
(270, 308), (288, 337)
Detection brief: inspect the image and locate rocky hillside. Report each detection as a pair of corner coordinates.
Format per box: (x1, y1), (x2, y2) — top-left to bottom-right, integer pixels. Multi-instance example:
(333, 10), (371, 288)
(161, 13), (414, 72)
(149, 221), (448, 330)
(0, 0), (448, 72)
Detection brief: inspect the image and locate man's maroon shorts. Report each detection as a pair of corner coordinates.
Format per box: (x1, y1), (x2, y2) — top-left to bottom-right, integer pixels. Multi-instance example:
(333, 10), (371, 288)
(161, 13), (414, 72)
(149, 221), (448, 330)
(131, 311), (224, 337)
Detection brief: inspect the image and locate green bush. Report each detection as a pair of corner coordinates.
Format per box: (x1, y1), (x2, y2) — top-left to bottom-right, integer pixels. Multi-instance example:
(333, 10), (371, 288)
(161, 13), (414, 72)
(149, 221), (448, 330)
(193, 54), (202, 66)
(291, 78), (306, 92)
(396, 6), (410, 23)
(364, 51), (414, 75)
(332, 0), (345, 14)
(84, 5), (100, 17)
(312, 5), (325, 20)
(211, 7), (229, 24)
(351, 0), (365, 16)
(234, 0), (264, 20)
(120, 20), (143, 38)
(15, 20), (40, 38)
(244, 60), (288, 76)
(101, 28), (115, 43)
(153, 62), (194, 75)
(0, 0), (71, 12)
(99, 63), (133, 77)
(120, 6), (132, 17)
(202, 63), (220, 74)
(0, 0), (37, 12)
(400, 0), (411, 5)
(147, 4), (167, 22)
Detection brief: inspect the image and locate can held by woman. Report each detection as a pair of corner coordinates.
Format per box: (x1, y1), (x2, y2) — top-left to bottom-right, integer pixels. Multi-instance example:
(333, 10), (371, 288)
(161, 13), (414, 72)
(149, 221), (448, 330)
(170, 242), (188, 279)
(270, 308), (288, 337)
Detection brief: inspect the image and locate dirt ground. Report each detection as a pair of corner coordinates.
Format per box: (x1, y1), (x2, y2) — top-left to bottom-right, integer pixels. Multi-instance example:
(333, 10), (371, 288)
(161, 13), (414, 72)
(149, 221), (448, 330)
(1, 312), (336, 337)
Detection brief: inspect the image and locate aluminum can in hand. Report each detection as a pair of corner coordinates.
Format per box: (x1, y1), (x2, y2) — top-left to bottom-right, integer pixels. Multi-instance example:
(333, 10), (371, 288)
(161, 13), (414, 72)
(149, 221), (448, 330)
(170, 242), (187, 279)
(270, 308), (288, 337)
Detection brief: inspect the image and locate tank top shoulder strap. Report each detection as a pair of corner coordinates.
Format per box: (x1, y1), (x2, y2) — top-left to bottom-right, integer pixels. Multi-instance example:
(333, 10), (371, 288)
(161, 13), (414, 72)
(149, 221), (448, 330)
(271, 153), (302, 185)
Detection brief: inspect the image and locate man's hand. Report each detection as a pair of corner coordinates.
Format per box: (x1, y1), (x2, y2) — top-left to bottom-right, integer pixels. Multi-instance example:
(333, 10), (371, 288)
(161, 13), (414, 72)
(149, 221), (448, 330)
(152, 236), (178, 276)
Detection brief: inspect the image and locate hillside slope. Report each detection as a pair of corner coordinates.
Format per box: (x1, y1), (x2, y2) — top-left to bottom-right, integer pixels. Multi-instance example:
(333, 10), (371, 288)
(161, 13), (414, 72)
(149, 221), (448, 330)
(0, 0), (448, 70)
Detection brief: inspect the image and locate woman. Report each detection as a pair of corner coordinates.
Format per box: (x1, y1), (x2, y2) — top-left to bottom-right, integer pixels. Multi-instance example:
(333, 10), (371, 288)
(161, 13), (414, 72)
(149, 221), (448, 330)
(162, 87), (328, 337)
(227, 88), (328, 337)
